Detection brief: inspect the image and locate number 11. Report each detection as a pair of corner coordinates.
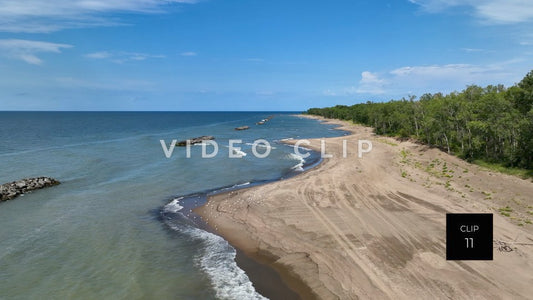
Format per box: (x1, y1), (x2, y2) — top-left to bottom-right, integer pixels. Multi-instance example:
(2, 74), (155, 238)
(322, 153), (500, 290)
(465, 237), (474, 248)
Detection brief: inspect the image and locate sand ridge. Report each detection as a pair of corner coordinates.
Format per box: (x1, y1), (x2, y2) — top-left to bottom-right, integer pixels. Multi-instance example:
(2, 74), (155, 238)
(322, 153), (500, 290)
(196, 115), (533, 299)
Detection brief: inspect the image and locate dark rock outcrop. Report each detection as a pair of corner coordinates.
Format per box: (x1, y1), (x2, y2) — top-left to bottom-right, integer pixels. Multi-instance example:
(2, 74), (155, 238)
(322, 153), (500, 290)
(256, 115), (274, 125)
(235, 126), (250, 131)
(0, 177), (61, 202)
(176, 136), (215, 146)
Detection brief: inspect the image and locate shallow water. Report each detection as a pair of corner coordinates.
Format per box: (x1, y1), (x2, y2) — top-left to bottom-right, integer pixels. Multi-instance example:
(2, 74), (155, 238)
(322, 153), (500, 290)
(0, 112), (346, 299)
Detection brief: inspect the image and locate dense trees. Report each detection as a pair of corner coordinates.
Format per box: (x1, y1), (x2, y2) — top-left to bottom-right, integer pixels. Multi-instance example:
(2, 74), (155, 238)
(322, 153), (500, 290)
(307, 70), (533, 170)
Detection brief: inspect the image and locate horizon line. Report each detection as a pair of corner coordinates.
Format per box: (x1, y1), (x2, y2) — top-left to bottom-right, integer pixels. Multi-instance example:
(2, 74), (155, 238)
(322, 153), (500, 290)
(0, 110), (306, 113)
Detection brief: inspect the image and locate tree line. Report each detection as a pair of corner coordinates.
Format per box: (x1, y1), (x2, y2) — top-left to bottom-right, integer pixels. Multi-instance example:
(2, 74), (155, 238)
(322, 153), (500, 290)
(306, 70), (533, 170)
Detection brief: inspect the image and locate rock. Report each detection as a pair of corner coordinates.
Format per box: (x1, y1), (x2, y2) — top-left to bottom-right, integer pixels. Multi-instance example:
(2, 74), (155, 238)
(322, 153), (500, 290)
(0, 177), (60, 202)
(235, 126), (250, 131)
(176, 136), (215, 147)
(16, 181), (26, 188)
(256, 116), (274, 125)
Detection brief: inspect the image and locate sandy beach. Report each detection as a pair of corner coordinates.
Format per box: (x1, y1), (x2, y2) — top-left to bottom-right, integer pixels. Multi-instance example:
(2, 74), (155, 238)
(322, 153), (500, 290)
(196, 115), (533, 299)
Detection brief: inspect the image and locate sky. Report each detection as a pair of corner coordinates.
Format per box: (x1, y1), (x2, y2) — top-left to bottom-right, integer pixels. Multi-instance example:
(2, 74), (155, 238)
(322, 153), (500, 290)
(0, 0), (532, 111)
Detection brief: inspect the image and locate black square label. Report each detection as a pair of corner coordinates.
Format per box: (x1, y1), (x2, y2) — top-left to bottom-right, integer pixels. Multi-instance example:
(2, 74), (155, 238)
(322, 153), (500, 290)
(446, 213), (493, 260)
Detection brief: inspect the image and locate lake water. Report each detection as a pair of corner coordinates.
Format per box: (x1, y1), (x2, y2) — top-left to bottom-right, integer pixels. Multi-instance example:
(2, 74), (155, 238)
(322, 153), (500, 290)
(0, 112), (345, 299)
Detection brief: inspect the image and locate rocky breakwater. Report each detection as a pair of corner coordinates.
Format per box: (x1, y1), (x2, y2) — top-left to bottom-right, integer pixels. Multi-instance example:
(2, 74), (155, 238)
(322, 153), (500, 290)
(176, 136), (215, 146)
(0, 177), (61, 202)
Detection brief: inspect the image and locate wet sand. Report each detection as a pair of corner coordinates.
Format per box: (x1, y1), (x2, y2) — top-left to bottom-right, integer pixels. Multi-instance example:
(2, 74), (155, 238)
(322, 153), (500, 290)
(196, 115), (533, 299)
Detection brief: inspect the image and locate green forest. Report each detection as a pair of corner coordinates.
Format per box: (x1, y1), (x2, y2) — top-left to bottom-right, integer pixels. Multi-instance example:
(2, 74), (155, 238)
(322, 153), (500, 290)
(306, 70), (533, 172)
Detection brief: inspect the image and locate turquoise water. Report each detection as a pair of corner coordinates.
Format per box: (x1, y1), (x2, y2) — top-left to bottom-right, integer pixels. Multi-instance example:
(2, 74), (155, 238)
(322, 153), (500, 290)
(0, 112), (346, 299)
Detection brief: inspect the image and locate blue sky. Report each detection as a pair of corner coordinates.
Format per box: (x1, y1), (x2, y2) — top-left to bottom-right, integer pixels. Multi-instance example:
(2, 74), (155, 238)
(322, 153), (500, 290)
(0, 0), (532, 111)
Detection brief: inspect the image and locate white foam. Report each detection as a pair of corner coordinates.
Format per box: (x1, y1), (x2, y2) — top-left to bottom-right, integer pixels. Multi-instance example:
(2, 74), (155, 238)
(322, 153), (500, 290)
(234, 182), (251, 187)
(288, 153), (306, 171)
(164, 197), (184, 213)
(288, 152), (306, 163)
(244, 143), (277, 149)
(295, 145), (312, 151)
(291, 163), (304, 171)
(168, 223), (267, 300)
(231, 149), (247, 157)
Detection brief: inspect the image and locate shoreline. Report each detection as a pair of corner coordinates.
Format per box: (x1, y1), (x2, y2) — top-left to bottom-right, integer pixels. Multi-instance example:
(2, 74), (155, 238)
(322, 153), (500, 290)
(192, 115), (353, 300)
(162, 138), (328, 299)
(195, 114), (533, 299)
(187, 115), (344, 299)
(194, 115), (354, 299)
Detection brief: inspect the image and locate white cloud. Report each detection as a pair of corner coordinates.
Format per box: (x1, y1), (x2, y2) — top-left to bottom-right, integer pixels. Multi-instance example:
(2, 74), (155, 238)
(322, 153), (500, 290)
(85, 51), (165, 63)
(385, 61), (523, 93)
(461, 48), (485, 52)
(323, 89), (337, 96)
(409, 0), (533, 24)
(408, 0), (463, 12)
(325, 59), (527, 97)
(0, 39), (72, 65)
(85, 51), (111, 59)
(0, 0), (197, 33)
(390, 64), (480, 77)
(387, 64), (493, 91)
(322, 72), (386, 96)
(355, 71), (386, 94)
(476, 0), (533, 23)
(180, 51), (197, 56)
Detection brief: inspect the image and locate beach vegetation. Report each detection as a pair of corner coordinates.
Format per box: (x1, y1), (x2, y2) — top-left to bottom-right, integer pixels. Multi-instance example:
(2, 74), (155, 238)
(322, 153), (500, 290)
(376, 138), (398, 146)
(498, 206), (513, 217)
(306, 70), (533, 178)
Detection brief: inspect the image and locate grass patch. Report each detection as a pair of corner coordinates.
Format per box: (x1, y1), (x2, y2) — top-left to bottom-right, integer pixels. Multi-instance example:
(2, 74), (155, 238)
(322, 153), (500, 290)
(473, 160), (533, 179)
(400, 149), (411, 163)
(377, 138), (398, 146)
(441, 163), (454, 178)
(498, 206), (513, 217)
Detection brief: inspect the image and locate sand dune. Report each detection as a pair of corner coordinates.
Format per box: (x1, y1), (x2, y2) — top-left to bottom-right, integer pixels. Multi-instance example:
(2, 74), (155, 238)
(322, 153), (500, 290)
(196, 116), (533, 299)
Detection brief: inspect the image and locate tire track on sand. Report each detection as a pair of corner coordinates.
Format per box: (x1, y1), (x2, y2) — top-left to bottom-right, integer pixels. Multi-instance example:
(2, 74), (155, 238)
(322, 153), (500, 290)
(297, 180), (395, 298)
